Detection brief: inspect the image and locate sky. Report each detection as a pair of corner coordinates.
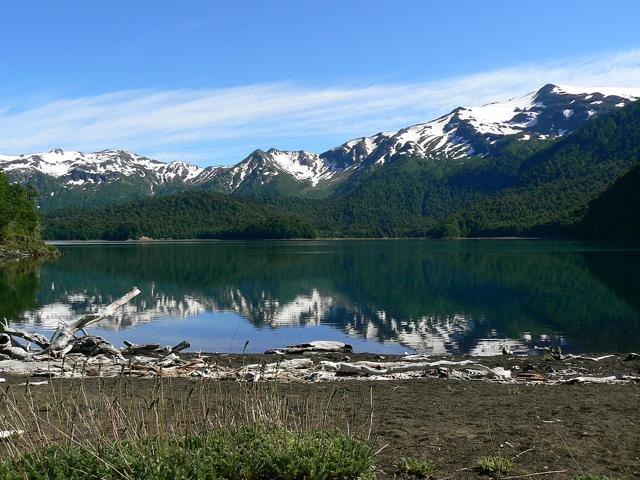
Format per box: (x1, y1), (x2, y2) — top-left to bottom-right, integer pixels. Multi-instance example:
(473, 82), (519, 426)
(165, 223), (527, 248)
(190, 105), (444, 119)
(1, 0), (640, 166)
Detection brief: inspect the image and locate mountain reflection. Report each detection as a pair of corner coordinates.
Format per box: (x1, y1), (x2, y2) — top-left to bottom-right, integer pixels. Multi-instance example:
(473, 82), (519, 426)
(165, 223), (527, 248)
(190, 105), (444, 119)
(4, 240), (640, 354)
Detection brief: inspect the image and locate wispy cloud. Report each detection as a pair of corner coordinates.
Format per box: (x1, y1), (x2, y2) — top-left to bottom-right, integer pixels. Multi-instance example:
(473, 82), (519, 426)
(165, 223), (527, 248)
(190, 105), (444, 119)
(1, 49), (640, 165)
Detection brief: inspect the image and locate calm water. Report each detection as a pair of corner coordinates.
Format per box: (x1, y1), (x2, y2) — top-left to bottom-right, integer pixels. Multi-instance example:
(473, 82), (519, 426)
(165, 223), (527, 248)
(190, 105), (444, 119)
(2, 240), (639, 355)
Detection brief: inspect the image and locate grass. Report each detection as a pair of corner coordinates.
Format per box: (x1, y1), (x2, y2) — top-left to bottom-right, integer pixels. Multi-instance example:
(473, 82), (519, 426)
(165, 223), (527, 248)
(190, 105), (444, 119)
(476, 456), (514, 476)
(394, 457), (438, 478)
(0, 376), (376, 479)
(0, 426), (375, 480)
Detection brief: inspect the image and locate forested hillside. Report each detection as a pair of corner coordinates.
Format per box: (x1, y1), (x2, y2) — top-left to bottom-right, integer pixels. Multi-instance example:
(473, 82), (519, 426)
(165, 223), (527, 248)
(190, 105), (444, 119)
(38, 100), (640, 241)
(0, 171), (53, 258)
(43, 191), (318, 240)
(581, 164), (640, 239)
(438, 99), (640, 237)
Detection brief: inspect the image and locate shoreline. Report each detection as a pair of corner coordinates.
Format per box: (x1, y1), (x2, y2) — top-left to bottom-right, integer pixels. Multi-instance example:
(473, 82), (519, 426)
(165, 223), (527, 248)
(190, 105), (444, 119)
(2, 351), (638, 384)
(44, 236), (638, 245)
(1, 352), (639, 478)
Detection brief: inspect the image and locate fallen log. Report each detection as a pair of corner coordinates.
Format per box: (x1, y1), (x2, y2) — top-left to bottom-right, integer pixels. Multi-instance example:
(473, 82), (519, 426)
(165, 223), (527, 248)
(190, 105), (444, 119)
(566, 354), (616, 362)
(0, 334), (31, 361)
(47, 287), (141, 357)
(1, 318), (50, 349)
(121, 341), (163, 355)
(265, 341), (352, 355)
(69, 335), (123, 358)
(560, 376), (618, 384)
(169, 339), (191, 354)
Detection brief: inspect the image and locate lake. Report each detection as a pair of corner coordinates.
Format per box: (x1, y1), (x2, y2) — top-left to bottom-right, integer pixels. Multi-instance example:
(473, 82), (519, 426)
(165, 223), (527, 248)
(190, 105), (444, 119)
(2, 240), (639, 355)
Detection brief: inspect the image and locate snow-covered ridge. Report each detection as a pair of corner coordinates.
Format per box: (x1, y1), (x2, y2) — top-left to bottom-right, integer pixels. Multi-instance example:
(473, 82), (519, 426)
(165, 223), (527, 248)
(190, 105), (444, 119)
(552, 84), (640, 99)
(323, 83), (640, 166)
(0, 148), (205, 181)
(1, 84), (638, 192)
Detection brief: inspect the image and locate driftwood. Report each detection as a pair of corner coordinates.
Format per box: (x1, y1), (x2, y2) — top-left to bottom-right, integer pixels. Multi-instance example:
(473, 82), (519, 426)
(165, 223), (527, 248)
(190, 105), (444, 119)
(1, 319), (50, 349)
(568, 354), (616, 362)
(121, 341), (163, 355)
(0, 291), (637, 385)
(265, 341), (352, 355)
(559, 376), (618, 384)
(122, 340), (191, 356)
(47, 287), (141, 356)
(0, 334), (31, 361)
(0, 287), (199, 380)
(69, 335), (124, 358)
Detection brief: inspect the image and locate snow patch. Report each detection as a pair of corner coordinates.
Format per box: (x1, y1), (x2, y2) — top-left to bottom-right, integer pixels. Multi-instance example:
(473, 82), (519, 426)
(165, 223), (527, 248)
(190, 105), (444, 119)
(553, 84), (640, 100)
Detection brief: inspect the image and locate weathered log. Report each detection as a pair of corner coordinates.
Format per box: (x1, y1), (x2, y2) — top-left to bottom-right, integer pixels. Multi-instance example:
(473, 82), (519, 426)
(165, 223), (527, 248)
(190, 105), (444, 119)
(1, 318), (50, 349)
(0, 334), (32, 361)
(47, 287), (140, 356)
(560, 376), (618, 384)
(69, 335), (123, 358)
(121, 341), (163, 355)
(566, 354), (616, 362)
(265, 341), (352, 355)
(169, 340), (191, 353)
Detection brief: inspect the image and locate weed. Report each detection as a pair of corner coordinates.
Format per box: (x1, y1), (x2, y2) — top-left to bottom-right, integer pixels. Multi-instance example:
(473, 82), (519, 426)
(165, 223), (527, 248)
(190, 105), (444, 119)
(476, 455), (514, 476)
(395, 457), (438, 478)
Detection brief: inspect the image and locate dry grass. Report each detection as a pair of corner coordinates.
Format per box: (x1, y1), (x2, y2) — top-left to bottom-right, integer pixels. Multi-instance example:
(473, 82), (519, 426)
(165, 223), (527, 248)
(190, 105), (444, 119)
(0, 375), (375, 478)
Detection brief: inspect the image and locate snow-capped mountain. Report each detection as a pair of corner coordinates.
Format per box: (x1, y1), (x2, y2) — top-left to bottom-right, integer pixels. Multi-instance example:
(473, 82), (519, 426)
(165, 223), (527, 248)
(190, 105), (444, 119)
(2, 83), (639, 210)
(0, 149), (203, 186)
(321, 83), (640, 167)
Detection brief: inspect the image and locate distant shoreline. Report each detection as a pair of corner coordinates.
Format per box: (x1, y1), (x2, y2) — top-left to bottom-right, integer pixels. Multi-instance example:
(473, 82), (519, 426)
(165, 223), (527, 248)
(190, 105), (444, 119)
(46, 236), (576, 245)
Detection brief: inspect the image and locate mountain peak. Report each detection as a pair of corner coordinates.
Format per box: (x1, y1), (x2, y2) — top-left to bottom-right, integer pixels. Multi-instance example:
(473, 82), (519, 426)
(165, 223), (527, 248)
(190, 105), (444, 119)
(2, 83), (640, 204)
(545, 84), (640, 100)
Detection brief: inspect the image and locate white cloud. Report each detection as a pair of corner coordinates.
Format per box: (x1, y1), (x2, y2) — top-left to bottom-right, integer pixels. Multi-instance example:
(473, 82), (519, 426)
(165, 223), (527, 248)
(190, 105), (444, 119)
(1, 49), (640, 165)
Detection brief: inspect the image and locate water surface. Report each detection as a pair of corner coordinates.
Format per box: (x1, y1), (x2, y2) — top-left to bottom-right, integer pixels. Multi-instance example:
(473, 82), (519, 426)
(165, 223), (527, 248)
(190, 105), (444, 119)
(2, 240), (639, 354)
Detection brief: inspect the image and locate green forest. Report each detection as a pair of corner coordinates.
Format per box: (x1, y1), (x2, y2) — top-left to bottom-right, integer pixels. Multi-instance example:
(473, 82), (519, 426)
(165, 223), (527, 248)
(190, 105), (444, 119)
(43, 191), (318, 240)
(4, 101), (640, 243)
(581, 164), (640, 239)
(0, 171), (54, 258)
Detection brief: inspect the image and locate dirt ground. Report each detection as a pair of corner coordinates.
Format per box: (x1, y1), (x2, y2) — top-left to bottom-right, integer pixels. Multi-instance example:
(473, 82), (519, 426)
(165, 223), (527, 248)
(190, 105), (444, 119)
(2, 353), (639, 479)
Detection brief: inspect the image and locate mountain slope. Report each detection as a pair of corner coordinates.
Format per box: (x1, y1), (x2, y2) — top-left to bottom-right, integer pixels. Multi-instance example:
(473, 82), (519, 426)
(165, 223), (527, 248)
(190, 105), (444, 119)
(440, 99), (640, 237)
(2, 84), (639, 212)
(42, 191), (318, 240)
(581, 164), (640, 239)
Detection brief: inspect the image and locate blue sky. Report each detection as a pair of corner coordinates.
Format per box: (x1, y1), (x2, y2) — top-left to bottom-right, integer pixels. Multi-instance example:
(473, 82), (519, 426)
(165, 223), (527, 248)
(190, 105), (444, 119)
(1, 0), (640, 165)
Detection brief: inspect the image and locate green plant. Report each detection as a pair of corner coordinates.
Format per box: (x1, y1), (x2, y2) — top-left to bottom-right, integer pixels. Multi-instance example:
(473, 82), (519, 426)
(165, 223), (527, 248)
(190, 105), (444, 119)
(476, 455), (514, 476)
(0, 426), (375, 480)
(395, 457), (438, 478)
